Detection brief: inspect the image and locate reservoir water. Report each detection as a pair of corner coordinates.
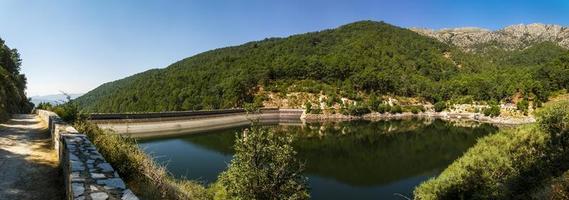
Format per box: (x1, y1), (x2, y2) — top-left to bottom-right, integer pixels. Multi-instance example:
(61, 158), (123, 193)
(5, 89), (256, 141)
(138, 119), (498, 199)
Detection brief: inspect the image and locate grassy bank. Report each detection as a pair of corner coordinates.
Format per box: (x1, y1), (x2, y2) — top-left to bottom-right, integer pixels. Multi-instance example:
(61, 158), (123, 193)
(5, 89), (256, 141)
(414, 100), (569, 199)
(74, 121), (210, 199)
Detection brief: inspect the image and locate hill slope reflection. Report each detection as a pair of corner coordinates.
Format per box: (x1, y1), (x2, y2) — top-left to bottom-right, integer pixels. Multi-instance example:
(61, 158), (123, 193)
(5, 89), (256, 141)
(139, 119), (498, 199)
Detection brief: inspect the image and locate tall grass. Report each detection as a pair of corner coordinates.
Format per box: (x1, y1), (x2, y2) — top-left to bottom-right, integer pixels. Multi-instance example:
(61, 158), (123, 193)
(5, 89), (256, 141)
(74, 121), (210, 200)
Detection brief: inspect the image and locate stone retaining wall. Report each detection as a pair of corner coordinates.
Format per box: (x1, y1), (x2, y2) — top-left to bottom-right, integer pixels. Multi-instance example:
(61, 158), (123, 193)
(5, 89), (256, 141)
(36, 110), (138, 200)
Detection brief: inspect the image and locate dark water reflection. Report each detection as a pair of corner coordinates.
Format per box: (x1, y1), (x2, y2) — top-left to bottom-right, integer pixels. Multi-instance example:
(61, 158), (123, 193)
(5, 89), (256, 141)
(138, 119), (498, 199)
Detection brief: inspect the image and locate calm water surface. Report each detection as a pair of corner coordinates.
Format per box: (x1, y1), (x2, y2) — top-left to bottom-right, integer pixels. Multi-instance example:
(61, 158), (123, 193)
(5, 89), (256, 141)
(138, 119), (498, 199)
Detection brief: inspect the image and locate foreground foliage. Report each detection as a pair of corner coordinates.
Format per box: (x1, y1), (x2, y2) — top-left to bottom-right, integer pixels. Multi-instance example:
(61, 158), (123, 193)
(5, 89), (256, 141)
(74, 121), (209, 200)
(414, 101), (569, 199)
(213, 127), (309, 200)
(0, 38), (32, 121)
(37, 94), (81, 123)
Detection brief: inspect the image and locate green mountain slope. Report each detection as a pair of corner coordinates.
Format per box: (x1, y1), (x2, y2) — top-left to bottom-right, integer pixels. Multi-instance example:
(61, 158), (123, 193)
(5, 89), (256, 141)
(76, 21), (569, 113)
(0, 38), (32, 120)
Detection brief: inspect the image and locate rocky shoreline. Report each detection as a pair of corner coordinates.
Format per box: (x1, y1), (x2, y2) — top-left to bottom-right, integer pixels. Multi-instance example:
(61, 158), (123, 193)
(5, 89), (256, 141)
(302, 111), (536, 125)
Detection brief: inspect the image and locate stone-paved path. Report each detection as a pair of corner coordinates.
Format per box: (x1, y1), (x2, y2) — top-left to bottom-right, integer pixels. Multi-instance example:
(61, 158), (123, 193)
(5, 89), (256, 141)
(0, 114), (64, 200)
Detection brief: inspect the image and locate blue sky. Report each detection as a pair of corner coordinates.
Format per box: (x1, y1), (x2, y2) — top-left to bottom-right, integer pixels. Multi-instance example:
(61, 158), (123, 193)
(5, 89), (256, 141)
(1, 0), (568, 96)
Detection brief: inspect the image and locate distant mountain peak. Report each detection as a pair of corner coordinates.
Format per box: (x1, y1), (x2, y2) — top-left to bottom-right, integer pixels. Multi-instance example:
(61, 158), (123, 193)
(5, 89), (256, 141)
(411, 23), (569, 51)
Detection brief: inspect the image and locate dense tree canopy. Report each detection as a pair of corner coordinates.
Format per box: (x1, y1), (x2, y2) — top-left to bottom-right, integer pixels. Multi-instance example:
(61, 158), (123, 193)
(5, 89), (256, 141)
(0, 38), (32, 120)
(76, 21), (569, 113)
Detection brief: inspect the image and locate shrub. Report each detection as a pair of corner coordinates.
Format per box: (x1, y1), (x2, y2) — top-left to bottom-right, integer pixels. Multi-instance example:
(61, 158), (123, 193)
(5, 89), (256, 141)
(325, 94), (339, 107)
(517, 99), (529, 115)
(304, 102), (312, 113)
(548, 171), (569, 200)
(410, 106), (420, 114)
(414, 101), (569, 199)
(533, 100), (543, 109)
(243, 102), (260, 113)
(459, 96), (474, 104)
(215, 127), (309, 200)
(253, 94), (266, 107)
(54, 102), (80, 123)
(537, 101), (569, 149)
(303, 101), (322, 114)
(434, 101), (446, 112)
(354, 106), (371, 116)
(36, 102), (53, 110)
(310, 107), (322, 114)
(377, 104), (391, 114)
(389, 105), (403, 114)
(405, 105), (425, 114)
(414, 125), (550, 199)
(341, 103), (371, 116)
(44, 94), (81, 123)
(483, 104), (501, 117)
(367, 94), (382, 111)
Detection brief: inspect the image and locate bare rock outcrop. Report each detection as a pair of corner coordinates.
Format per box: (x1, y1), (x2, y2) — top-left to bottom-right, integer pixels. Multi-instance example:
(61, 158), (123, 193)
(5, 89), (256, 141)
(411, 23), (569, 51)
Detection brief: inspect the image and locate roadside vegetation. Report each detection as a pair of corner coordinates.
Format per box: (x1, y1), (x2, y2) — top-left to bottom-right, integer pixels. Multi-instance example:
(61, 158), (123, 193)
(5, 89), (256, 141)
(0, 38), (33, 121)
(414, 100), (569, 199)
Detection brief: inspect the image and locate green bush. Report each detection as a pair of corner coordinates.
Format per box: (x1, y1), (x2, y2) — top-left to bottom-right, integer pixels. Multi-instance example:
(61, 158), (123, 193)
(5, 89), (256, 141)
(377, 104), (391, 114)
(517, 99), (529, 115)
(304, 101), (322, 114)
(456, 95), (474, 104)
(367, 94), (382, 112)
(253, 94), (266, 107)
(533, 100), (543, 109)
(54, 102), (80, 123)
(36, 102), (54, 110)
(414, 125), (549, 199)
(415, 101), (569, 199)
(310, 107), (322, 114)
(325, 94), (339, 107)
(304, 102), (313, 113)
(243, 102), (260, 113)
(547, 170), (569, 200)
(341, 103), (371, 116)
(434, 101), (446, 112)
(215, 127), (309, 200)
(537, 101), (569, 149)
(389, 105), (403, 114)
(410, 106), (420, 114)
(404, 105), (425, 114)
(483, 104), (501, 117)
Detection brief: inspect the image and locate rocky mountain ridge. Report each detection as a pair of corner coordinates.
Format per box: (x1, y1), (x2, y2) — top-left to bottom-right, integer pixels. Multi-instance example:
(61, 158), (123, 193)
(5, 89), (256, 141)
(412, 23), (569, 51)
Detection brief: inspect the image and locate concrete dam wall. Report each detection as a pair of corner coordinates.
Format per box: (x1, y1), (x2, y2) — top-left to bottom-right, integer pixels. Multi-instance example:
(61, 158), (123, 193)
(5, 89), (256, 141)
(89, 108), (304, 138)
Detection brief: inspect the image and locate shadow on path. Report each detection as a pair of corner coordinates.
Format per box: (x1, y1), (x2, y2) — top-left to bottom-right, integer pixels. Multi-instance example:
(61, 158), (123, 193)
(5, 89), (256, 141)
(0, 114), (64, 200)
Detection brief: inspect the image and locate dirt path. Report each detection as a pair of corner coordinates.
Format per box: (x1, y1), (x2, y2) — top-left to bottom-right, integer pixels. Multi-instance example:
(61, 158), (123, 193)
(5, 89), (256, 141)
(0, 114), (64, 200)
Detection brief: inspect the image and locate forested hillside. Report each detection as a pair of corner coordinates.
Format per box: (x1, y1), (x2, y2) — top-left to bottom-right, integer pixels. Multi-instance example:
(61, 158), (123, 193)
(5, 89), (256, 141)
(0, 38), (32, 120)
(76, 21), (569, 113)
